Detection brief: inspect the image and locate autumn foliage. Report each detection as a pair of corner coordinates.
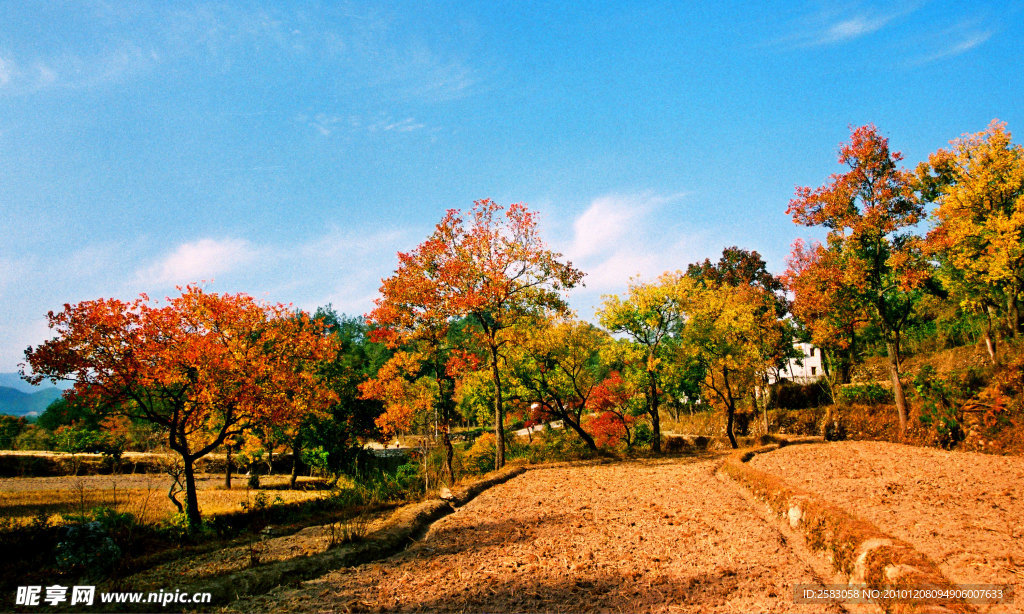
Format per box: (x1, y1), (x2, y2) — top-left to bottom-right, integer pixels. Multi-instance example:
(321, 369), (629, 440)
(23, 285), (338, 527)
(786, 124), (928, 434)
(367, 199), (583, 469)
(922, 120), (1024, 364)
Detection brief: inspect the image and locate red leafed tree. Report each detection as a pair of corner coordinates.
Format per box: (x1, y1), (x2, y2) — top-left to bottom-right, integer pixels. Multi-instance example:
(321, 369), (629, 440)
(368, 199), (584, 469)
(22, 285), (338, 528)
(787, 125), (929, 434)
(586, 371), (643, 449)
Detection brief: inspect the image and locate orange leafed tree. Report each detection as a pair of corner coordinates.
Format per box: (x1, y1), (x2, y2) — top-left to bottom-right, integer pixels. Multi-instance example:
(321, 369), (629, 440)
(787, 125), (928, 434)
(23, 285), (338, 528)
(358, 348), (455, 484)
(782, 238), (869, 386)
(368, 199), (584, 469)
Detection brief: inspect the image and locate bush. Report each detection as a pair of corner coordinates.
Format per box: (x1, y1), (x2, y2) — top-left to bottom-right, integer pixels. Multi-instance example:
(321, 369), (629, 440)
(837, 383), (893, 405)
(911, 365), (967, 449)
(462, 433), (497, 474)
(12, 425), (51, 451)
(55, 521), (121, 578)
(774, 382), (832, 409)
(524, 427), (595, 463)
(632, 421), (654, 448)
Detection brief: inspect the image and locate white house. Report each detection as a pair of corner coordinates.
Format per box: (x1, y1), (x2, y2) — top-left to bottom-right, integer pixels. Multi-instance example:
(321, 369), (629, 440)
(769, 342), (824, 384)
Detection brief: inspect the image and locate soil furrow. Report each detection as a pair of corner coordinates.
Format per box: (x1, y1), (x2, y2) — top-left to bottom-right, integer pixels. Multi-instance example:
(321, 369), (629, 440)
(226, 456), (841, 613)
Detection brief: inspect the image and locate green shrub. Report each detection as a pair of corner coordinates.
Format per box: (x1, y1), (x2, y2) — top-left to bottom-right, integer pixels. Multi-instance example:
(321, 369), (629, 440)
(632, 421), (654, 448)
(837, 383), (893, 405)
(301, 445), (331, 475)
(55, 521), (121, 578)
(911, 365), (967, 449)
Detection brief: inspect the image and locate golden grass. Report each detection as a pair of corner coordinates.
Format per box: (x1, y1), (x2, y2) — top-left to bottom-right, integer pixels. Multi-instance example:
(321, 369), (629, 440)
(0, 473), (328, 525)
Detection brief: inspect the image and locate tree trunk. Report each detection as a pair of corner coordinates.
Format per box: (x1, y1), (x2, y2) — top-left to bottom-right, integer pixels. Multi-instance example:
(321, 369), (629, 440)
(723, 368), (739, 449)
(182, 455), (202, 529)
(489, 344), (506, 469)
(563, 415), (599, 451)
(885, 340), (908, 435)
(647, 369), (662, 453)
(759, 390), (769, 435)
(1007, 292), (1020, 338)
(290, 442), (300, 489)
(985, 305), (998, 365)
(442, 428), (454, 486)
(725, 402), (738, 449)
(224, 444), (233, 490)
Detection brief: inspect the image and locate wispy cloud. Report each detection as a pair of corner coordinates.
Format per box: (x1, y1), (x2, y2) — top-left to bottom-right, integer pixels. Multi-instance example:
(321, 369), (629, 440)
(296, 112), (428, 137)
(820, 14), (894, 43)
(906, 25), (994, 66)
(289, 226), (413, 315)
(1, 5), (476, 103)
(137, 238), (258, 287)
(770, 4), (916, 48)
(0, 43), (160, 94)
(0, 57), (11, 87)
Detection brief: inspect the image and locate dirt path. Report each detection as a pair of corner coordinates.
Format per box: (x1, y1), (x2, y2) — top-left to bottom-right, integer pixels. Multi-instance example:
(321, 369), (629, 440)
(749, 441), (1024, 613)
(226, 455), (841, 613)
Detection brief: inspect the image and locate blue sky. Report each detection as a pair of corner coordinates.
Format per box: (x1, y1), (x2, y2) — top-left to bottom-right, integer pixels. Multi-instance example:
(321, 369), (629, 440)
(1, 1), (1022, 371)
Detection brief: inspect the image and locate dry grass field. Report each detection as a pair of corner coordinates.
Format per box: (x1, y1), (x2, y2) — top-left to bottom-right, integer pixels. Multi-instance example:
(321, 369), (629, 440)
(0, 473), (330, 525)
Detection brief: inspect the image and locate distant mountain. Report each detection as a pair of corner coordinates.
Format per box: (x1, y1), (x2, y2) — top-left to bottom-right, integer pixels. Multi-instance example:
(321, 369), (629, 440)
(0, 372), (36, 393)
(0, 372), (72, 393)
(0, 386), (63, 417)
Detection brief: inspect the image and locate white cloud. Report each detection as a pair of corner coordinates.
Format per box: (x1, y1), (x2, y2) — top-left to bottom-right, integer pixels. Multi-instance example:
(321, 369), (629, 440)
(567, 194), (653, 259)
(908, 29), (993, 65)
(137, 238), (257, 287)
(769, 4), (915, 48)
(0, 57), (11, 87)
(288, 226), (414, 316)
(297, 112), (427, 137)
(548, 192), (709, 316)
(375, 117), (425, 133)
(821, 15), (893, 43)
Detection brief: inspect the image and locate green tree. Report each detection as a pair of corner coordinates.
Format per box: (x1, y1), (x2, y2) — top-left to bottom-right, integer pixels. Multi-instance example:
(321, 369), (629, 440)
(677, 279), (787, 448)
(0, 415), (27, 450)
(504, 316), (610, 451)
(306, 308), (390, 476)
(598, 271), (684, 452)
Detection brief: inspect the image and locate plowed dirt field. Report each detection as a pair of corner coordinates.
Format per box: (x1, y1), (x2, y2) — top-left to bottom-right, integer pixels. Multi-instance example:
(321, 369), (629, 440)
(750, 441), (1024, 613)
(227, 455), (841, 613)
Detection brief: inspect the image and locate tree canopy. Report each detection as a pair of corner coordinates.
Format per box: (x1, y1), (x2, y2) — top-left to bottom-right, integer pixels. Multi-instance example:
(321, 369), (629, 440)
(23, 285), (337, 527)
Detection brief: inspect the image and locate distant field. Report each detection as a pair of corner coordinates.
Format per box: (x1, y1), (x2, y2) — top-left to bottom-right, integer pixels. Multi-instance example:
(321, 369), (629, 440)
(0, 473), (329, 525)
